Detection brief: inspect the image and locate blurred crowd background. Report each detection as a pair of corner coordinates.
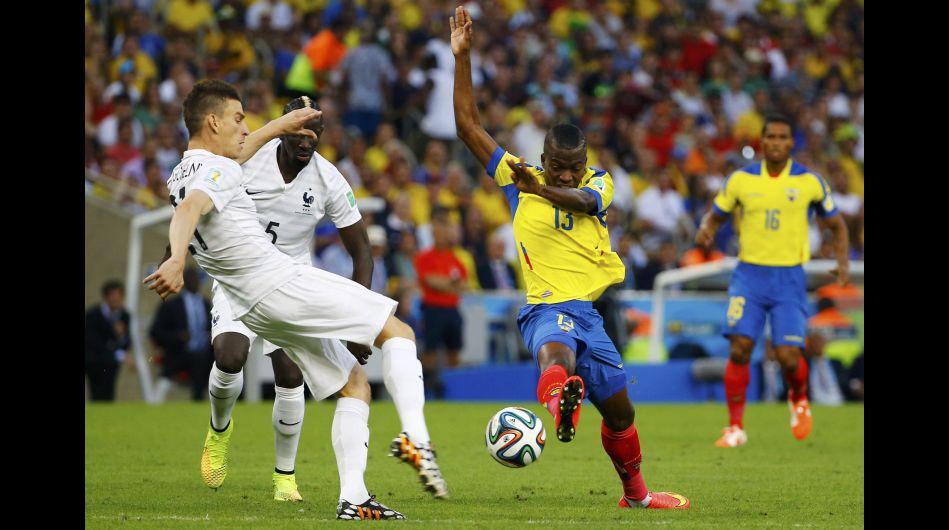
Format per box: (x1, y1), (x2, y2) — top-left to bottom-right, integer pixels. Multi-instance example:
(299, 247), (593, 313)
(85, 0), (864, 293)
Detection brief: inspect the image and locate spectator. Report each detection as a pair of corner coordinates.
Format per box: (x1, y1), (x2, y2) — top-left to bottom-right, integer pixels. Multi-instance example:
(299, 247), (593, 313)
(204, 6), (256, 82)
(302, 16), (350, 90)
(106, 119), (142, 165)
(634, 239), (680, 291)
(634, 168), (692, 248)
(165, 0), (216, 35)
(85, 280), (130, 401)
(149, 267), (213, 402)
(97, 94), (144, 149)
(245, 0), (294, 32)
(476, 232), (518, 291)
(414, 208), (468, 397)
(338, 21), (397, 139)
(108, 34), (158, 94)
(511, 100), (549, 167)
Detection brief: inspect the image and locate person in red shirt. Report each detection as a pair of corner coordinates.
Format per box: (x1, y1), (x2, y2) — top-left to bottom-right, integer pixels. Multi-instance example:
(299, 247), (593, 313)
(414, 208), (468, 397)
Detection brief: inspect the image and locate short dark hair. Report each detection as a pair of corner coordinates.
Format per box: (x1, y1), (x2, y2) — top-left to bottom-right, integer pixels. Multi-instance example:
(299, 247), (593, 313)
(762, 114), (794, 135)
(182, 79), (242, 137)
(101, 280), (124, 297)
(545, 123), (586, 151)
(283, 95), (321, 115)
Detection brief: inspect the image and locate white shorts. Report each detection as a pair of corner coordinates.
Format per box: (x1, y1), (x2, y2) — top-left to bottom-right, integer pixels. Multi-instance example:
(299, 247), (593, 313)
(212, 279), (362, 400)
(240, 265), (398, 356)
(210, 281), (279, 355)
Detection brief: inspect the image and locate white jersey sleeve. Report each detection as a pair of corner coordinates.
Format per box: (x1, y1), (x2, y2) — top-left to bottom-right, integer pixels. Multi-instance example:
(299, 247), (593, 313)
(188, 158), (243, 212)
(317, 156), (362, 229)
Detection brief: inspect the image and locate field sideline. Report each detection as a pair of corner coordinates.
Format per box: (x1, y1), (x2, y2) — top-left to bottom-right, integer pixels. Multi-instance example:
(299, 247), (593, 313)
(86, 401), (863, 528)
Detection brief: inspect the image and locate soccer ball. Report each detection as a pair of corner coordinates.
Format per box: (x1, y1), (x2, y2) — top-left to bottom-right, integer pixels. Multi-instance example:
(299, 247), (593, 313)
(485, 407), (546, 468)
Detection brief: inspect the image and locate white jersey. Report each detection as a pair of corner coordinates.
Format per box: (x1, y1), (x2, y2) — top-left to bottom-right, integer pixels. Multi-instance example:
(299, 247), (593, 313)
(239, 139), (362, 265)
(166, 149), (302, 318)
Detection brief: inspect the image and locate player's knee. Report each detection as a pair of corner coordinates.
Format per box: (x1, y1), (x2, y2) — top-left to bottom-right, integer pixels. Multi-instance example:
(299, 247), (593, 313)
(337, 366), (371, 404)
(729, 338), (753, 364)
(376, 316), (415, 347)
(775, 346), (801, 369)
(603, 404), (634, 432)
(213, 339), (249, 373)
(271, 350), (304, 388)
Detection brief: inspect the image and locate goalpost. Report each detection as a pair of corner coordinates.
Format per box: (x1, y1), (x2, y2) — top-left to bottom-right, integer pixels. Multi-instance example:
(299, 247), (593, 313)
(125, 206), (173, 403)
(647, 258), (865, 363)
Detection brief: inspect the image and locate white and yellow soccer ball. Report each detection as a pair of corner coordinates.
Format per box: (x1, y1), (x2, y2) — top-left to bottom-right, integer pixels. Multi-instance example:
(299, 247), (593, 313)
(485, 407), (546, 468)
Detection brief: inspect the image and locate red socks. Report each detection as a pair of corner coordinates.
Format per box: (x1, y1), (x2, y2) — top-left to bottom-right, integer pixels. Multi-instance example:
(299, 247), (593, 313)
(783, 356), (809, 403)
(601, 421), (649, 502)
(724, 359), (749, 428)
(537, 365), (568, 418)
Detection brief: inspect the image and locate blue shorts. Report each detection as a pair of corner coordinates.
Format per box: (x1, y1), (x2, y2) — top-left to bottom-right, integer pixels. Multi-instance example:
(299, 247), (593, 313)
(517, 300), (627, 405)
(725, 262), (808, 347)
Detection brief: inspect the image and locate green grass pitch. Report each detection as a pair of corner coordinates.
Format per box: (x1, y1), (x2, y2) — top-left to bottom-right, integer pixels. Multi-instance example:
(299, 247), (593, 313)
(86, 401), (863, 528)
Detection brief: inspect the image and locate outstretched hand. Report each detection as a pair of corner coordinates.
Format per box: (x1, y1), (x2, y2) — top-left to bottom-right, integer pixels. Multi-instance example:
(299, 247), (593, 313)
(143, 257), (185, 301)
(506, 157), (542, 195)
(275, 107), (322, 139)
(449, 5), (473, 55)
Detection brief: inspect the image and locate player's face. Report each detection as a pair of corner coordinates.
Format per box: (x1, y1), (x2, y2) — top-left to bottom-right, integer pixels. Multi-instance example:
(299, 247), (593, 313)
(281, 117), (324, 164)
(761, 122), (793, 164)
(218, 98), (249, 159)
(542, 146), (588, 188)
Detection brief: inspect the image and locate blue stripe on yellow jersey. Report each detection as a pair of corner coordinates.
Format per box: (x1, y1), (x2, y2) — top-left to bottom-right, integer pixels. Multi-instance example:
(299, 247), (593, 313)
(487, 147), (625, 304)
(713, 158), (838, 266)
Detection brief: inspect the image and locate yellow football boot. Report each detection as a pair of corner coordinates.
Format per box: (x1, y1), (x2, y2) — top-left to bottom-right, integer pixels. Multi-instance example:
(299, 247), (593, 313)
(201, 420), (233, 489)
(273, 472), (304, 502)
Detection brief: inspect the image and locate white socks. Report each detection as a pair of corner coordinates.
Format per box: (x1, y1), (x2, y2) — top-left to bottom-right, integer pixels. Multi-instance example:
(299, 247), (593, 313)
(208, 363), (243, 431)
(382, 337), (431, 444)
(273, 384), (305, 473)
(332, 397), (371, 504)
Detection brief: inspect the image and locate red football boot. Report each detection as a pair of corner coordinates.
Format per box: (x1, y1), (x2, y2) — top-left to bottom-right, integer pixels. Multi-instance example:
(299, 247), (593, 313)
(556, 376), (584, 442)
(619, 491), (691, 509)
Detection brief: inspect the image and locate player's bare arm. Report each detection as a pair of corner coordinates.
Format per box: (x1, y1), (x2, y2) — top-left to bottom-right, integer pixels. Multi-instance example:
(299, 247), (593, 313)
(821, 214), (850, 285)
(451, 5), (499, 169)
(236, 107), (322, 165)
(338, 220), (375, 364)
(339, 220), (374, 289)
(506, 158), (599, 215)
(144, 190), (214, 300)
(696, 210), (727, 248)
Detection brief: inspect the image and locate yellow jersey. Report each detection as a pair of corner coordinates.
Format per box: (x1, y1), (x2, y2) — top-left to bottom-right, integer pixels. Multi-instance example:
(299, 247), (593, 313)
(713, 159), (838, 267)
(487, 148), (625, 304)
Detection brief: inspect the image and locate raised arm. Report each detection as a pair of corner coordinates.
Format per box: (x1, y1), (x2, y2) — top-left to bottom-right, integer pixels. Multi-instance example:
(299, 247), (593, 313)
(451, 5), (499, 169)
(144, 190), (214, 300)
(235, 107), (323, 165)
